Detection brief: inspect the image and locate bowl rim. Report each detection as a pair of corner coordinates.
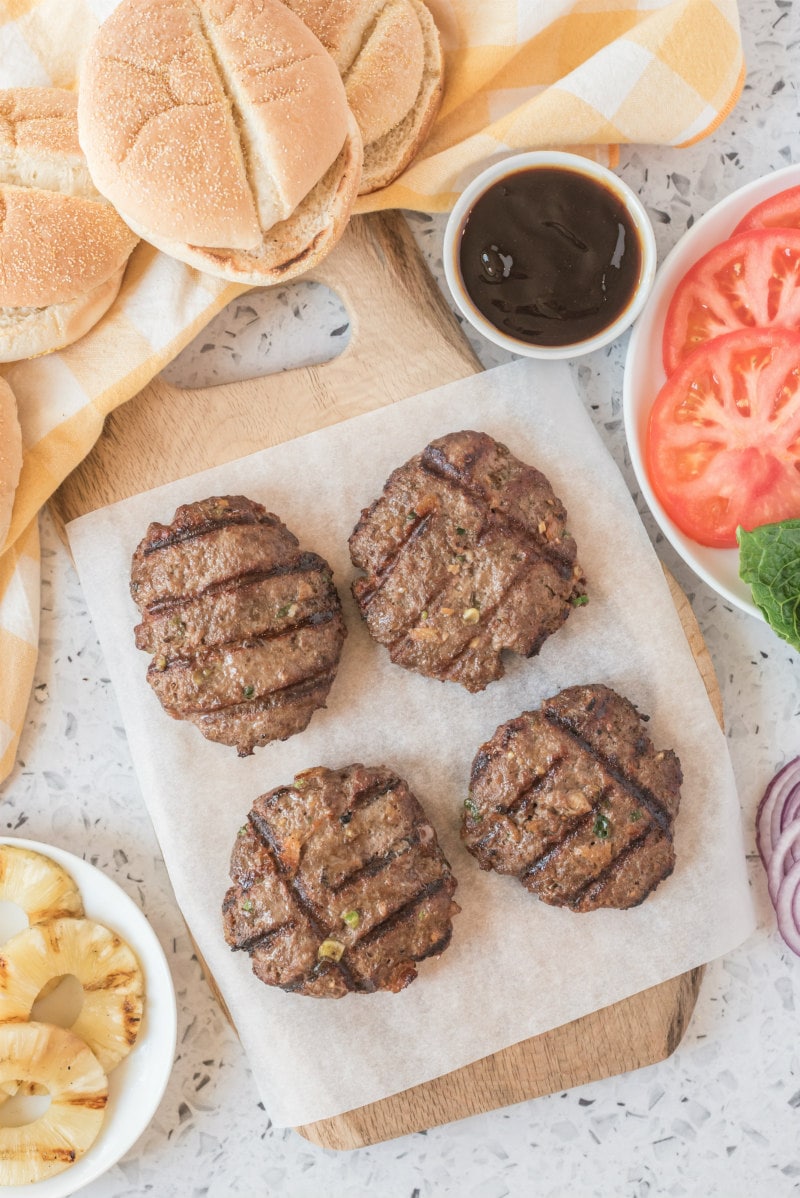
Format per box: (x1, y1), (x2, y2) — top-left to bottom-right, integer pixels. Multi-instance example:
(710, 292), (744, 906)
(0, 836), (178, 1198)
(442, 150), (658, 360)
(622, 159), (800, 619)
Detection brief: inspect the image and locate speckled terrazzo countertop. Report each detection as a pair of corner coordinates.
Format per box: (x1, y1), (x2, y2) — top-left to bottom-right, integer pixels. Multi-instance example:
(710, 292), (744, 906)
(3, 2), (800, 1195)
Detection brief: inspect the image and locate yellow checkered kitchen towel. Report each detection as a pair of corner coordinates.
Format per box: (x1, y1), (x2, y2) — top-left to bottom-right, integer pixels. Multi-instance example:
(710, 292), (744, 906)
(0, 0), (743, 785)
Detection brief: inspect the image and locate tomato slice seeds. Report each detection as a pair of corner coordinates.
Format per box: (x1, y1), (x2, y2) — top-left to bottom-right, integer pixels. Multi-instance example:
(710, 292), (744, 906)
(647, 327), (800, 549)
(662, 228), (800, 374)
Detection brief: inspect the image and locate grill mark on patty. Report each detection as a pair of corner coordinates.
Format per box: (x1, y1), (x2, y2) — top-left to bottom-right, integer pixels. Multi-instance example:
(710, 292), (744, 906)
(519, 799), (613, 884)
(419, 450), (574, 573)
(244, 814), (366, 994)
(553, 824), (662, 907)
(149, 609), (341, 671)
(356, 509), (436, 607)
(500, 756), (567, 818)
(142, 555), (327, 616)
(383, 575), (460, 647)
(142, 509), (279, 555)
(423, 550), (551, 672)
(329, 827), (422, 894)
(472, 778), (613, 861)
(282, 953), (360, 993)
(355, 877), (447, 947)
(349, 774), (402, 811)
(419, 926), (454, 960)
(368, 517), (575, 662)
(231, 921), (294, 956)
(380, 527), (537, 655)
(542, 709), (673, 833)
(186, 667), (337, 717)
(359, 478), (570, 627)
(247, 811), (332, 940)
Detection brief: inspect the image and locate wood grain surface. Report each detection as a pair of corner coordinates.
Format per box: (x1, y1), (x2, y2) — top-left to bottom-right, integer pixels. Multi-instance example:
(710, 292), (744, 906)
(51, 214), (480, 531)
(51, 210), (718, 1149)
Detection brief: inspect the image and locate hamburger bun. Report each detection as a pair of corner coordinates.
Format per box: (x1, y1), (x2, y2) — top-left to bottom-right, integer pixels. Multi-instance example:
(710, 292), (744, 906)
(0, 377), (21, 551)
(78, 0), (363, 286)
(0, 89), (138, 362)
(283, 0), (443, 193)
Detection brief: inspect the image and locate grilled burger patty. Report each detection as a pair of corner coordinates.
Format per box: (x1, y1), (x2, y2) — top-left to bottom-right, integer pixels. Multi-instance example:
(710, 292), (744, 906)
(130, 495), (346, 755)
(463, 684), (682, 911)
(349, 430), (586, 692)
(222, 763), (460, 997)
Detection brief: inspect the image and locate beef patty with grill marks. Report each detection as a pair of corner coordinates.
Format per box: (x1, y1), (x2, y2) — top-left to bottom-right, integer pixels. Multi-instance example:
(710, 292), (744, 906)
(222, 763), (460, 997)
(130, 495), (346, 756)
(462, 684), (683, 911)
(349, 430), (586, 692)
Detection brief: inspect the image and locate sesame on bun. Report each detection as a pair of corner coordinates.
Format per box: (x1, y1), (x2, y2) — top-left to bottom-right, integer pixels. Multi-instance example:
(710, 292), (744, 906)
(77, 0), (363, 286)
(0, 88), (139, 363)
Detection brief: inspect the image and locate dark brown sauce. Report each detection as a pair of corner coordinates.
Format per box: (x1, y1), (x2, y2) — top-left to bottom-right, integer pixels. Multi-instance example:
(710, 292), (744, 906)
(457, 166), (642, 347)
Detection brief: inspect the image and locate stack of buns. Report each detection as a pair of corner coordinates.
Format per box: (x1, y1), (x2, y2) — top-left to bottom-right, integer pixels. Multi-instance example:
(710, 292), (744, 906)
(0, 0), (443, 364)
(0, 88), (139, 363)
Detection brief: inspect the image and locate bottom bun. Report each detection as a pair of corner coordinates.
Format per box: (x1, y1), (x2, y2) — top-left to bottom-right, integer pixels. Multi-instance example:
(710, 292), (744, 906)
(0, 264), (129, 365)
(359, 0), (443, 195)
(126, 116), (363, 286)
(0, 377), (21, 550)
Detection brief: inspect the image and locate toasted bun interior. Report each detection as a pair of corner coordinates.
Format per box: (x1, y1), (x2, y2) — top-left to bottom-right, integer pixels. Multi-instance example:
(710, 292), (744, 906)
(0, 377), (21, 550)
(282, 0), (443, 193)
(78, 0), (361, 281)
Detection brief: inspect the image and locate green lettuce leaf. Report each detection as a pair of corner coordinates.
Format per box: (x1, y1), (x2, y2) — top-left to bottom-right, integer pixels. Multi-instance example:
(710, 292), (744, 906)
(738, 519), (800, 652)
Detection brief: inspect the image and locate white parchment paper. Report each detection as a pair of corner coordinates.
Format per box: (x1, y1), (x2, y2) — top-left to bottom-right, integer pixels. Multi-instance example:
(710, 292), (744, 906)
(67, 359), (755, 1128)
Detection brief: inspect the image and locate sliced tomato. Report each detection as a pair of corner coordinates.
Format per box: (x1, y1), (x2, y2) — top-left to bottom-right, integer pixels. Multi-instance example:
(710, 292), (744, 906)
(647, 327), (800, 548)
(662, 228), (800, 374)
(734, 185), (800, 235)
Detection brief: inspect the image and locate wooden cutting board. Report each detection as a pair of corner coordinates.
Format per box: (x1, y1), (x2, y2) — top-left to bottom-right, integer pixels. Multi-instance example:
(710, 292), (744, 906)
(51, 211), (717, 1151)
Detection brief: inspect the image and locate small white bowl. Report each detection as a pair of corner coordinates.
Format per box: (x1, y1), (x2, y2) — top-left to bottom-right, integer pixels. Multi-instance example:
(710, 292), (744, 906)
(0, 838), (177, 1198)
(443, 151), (657, 359)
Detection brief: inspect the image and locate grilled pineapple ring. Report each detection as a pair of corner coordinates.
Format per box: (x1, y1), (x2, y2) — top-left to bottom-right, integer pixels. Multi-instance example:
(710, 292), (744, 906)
(0, 1021), (107, 1185)
(0, 918), (144, 1072)
(0, 846), (83, 926)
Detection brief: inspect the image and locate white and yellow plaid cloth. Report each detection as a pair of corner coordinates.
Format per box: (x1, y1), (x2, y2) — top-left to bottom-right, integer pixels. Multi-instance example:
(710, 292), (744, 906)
(0, 0), (743, 785)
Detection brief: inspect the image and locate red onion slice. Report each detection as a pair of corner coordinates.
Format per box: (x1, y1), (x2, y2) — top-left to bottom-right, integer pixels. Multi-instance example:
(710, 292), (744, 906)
(767, 821), (800, 902)
(779, 781), (800, 830)
(779, 782), (800, 866)
(770, 758), (800, 857)
(756, 756), (800, 865)
(775, 858), (800, 956)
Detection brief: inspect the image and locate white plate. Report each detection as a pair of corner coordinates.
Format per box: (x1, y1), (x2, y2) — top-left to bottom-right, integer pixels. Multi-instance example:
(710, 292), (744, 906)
(623, 161), (800, 617)
(0, 838), (177, 1197)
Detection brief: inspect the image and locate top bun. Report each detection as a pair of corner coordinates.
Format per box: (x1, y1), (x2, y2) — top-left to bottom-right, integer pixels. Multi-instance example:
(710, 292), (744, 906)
(78, 0), (363, 284)
(0, 88), (138, 309)
(283, 0), (443, 193)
